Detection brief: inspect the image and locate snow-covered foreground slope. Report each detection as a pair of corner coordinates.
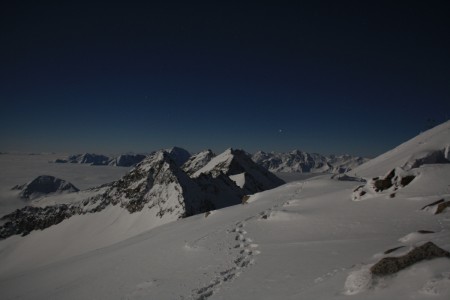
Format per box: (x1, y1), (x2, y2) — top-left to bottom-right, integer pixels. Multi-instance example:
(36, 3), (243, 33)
(0, 169), (449, 299)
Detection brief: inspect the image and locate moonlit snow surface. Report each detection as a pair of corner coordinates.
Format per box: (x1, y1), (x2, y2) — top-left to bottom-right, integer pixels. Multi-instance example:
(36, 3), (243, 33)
(0, 122), (449, 299)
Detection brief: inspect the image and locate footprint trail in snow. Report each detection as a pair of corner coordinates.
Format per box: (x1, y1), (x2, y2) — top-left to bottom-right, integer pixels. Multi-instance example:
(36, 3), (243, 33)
(191, 221), (260, 300)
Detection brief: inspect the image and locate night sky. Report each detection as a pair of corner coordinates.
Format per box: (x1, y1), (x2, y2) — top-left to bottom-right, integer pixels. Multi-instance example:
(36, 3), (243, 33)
(1, 1), (449, 157)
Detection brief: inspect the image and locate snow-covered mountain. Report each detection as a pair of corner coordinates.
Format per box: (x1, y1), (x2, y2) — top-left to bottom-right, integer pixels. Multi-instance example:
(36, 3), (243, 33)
(193, 148), (285, 194)
(182, 149), (215, 176)
(56, 153), (110, 165)
(107, 154), (147, 167)
(252, 150), (368, 173)
(12, 175), (79, 200)
(54, 147), (191, 168)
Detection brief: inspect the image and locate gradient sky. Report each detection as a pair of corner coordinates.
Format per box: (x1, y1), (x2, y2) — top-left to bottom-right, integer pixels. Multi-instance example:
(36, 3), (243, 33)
(1, 1), (449, 157)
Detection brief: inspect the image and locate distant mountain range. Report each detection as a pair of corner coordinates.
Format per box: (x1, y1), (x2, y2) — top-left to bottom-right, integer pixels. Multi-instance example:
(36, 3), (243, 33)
(54, 147), (369, 174)
(252, 150), (369, 174)
(53, 147), (190, 167)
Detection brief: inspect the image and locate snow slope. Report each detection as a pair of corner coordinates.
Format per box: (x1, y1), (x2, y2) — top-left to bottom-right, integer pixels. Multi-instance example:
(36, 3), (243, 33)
(350, 121), (450, 178)
(0, 123), (449, 299)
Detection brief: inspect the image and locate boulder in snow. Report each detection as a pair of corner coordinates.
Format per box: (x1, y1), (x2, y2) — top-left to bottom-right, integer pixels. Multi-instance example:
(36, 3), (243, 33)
(370, 242), (450, 276)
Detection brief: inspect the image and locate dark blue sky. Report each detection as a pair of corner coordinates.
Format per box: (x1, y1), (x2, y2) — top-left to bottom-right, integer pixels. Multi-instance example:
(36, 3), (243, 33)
(1, 1), (449, 157)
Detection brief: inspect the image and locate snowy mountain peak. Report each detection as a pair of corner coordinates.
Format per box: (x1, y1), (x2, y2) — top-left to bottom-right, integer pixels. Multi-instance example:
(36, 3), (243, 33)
(193, 148), (284, 194)
(12, 175), (79, 200)
(182, 149), (215, 176)
(106, 150), (201, 217)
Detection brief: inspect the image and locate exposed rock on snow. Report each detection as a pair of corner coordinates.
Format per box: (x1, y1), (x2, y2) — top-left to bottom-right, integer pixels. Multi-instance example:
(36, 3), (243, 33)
(12, 175), (79, 200)
(352, 168), (416, 201)
(435, 201), (450, 215)
(370, 242), (450, 276)
(421, 199), (445, 211)
(0, 205), (74, 238)
(411, 196), (448, 215)
(332, 174), (366, 182)
(252, 150), (368, 174)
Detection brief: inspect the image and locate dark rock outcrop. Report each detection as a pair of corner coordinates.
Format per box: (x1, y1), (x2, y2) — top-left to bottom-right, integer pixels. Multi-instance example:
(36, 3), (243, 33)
(0, 205), (74, 238)
(421, 199), (444, 210)
(371, 242), (450, 276)
(374, 169), (396, 191)
(435, 201), (450, 214)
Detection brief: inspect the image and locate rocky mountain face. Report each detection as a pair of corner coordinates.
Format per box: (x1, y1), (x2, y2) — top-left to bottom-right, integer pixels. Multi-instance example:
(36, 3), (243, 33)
(1, 148), (283, 239)
(193, 149), (285, 194)
(182, 149), (215, 176)
(252, 150), (369, 174)
(12, 175), (79, 200)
